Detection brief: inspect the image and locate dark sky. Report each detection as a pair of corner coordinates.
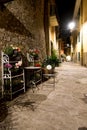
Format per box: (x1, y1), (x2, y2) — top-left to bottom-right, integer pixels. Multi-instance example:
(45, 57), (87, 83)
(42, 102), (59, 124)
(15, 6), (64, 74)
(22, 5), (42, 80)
(55, 0), (76, 38)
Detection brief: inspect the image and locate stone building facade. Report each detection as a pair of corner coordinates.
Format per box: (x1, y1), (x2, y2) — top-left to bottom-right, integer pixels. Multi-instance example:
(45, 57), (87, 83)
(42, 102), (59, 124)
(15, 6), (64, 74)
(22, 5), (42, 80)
(0, 0), (47, 90)
(0, 0), (47, 60)
(0, 0), (58, 91)
(72, 0), (87, 66)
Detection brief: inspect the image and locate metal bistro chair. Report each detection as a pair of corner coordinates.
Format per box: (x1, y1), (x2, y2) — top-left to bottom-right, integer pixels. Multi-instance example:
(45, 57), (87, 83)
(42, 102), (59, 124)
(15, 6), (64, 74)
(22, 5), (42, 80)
(42, 65), (55, 88)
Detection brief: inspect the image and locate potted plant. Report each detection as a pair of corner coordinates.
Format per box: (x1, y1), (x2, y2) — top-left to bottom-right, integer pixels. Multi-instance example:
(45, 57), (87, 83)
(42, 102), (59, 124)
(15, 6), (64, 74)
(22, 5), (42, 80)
(29, 48), (39, 60)
(4, 46), (14, 56)
(42, 50), (61, 74)
(42, 56), (55, 74)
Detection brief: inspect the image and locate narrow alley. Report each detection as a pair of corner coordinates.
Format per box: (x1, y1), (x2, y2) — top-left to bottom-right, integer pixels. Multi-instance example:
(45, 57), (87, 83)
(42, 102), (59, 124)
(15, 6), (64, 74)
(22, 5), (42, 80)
(0, 62), (87, 130)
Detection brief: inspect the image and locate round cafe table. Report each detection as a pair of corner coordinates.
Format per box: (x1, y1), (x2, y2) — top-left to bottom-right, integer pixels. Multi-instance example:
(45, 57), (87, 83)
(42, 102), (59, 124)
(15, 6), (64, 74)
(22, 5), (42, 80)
(24, 66), (42, 92)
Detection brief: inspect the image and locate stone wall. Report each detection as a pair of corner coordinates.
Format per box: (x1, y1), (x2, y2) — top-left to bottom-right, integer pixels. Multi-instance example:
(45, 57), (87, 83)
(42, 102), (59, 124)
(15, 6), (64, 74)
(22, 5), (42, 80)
(0, 0), (46, 58)
(0, 0), (48, 91)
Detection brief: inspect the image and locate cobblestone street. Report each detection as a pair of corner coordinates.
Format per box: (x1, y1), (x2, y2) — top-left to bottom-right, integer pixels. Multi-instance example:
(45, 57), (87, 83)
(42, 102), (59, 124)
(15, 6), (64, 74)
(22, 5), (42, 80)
(0, 62), (87, 130)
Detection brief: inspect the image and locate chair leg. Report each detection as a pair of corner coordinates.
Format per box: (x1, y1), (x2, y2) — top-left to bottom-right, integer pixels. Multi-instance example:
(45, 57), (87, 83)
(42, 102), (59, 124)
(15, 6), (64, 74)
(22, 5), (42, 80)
(42, 74), (55, 88)
(30, 80), (40, 92)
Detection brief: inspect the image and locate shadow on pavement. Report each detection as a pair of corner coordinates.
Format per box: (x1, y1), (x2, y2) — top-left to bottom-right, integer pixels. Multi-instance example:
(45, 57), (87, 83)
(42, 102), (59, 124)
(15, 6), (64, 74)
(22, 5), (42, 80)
(81, 94), (87, 104)
(78, 127), (87, 130)
(0, 98), (8, 122)
(10, 93), (47, 111)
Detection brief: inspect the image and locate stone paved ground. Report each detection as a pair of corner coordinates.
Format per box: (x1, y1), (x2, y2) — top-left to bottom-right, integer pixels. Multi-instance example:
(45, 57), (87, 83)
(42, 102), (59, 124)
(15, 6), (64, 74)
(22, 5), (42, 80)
(0, 62), (87, 130)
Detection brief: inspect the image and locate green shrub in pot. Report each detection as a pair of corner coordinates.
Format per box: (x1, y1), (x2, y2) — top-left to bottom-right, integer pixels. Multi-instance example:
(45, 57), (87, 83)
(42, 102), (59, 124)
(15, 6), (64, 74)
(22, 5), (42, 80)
(4, 46), (14, 56)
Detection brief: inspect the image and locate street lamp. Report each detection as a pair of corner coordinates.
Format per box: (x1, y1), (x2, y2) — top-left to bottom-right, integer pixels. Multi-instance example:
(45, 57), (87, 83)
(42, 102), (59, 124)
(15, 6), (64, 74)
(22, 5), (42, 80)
(68, 21), (83, 65)
(67, 21), (76, 61)
(68, 21), (76, 30)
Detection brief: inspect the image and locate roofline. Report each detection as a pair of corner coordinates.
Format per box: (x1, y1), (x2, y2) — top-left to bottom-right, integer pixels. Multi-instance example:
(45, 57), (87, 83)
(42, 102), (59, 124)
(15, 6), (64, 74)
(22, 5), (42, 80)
(73, 0), (81, 19)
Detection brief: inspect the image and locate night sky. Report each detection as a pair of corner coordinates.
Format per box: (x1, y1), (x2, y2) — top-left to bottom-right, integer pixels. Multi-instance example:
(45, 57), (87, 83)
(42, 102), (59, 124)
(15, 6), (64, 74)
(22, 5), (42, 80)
(55, 0), (76, 38)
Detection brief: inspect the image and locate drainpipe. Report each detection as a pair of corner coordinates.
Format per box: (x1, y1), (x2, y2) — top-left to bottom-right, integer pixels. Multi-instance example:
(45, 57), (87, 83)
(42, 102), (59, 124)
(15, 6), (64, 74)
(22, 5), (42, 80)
(58, 39), (61, 60)
(80, 0), (83, 66)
